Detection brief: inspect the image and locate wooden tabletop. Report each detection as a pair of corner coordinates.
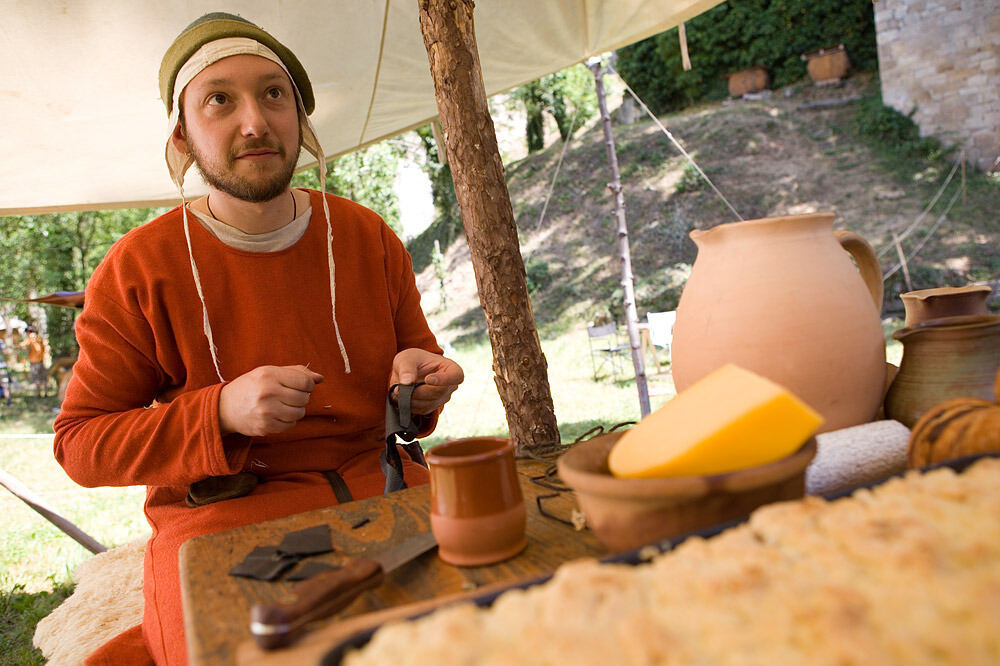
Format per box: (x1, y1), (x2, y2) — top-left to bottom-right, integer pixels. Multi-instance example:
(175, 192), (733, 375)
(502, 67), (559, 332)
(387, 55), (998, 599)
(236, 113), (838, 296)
(179, 459), (606, 666)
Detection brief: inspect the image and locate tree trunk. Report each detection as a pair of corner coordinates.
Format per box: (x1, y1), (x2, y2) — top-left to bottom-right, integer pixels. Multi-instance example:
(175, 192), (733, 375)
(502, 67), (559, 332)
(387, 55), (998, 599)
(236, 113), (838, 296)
(418, 0), (560, 451)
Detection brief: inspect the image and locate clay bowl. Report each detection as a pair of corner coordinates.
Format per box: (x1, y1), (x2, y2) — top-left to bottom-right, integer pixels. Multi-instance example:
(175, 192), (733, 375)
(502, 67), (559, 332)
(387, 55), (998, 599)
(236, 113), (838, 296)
(556, 431), (817, 553)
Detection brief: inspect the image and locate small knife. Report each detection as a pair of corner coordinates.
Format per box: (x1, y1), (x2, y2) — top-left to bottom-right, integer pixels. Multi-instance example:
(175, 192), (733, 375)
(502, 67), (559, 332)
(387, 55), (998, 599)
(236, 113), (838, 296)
(250, 530), (438, 649)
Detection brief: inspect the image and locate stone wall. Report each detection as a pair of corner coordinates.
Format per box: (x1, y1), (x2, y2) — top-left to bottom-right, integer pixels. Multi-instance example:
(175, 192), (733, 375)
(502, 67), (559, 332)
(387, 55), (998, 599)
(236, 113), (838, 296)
(874, 0), (1000, 170)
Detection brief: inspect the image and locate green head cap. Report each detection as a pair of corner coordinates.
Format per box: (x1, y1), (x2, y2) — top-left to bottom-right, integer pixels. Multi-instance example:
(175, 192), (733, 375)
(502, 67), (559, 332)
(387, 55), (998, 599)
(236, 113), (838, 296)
(159, 12), (314, 116)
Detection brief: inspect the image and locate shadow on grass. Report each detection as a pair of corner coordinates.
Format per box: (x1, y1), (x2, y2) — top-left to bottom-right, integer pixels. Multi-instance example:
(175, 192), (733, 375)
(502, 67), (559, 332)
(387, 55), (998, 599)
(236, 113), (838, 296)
(0, 581), (74, 665)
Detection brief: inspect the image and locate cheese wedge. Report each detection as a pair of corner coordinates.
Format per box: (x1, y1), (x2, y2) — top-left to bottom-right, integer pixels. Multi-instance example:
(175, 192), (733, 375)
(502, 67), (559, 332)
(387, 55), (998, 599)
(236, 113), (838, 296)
(608, 364), (823, 478)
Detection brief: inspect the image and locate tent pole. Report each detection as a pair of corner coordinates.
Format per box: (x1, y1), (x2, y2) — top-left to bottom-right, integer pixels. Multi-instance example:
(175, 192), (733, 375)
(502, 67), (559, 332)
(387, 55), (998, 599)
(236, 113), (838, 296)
(588, 60), (651, 418)
(418, 0), (560, 452)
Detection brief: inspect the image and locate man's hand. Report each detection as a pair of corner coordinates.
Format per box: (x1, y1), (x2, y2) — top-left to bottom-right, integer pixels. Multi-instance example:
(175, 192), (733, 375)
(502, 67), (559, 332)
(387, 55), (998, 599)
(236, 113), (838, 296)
(219, 365), (324, 437)
(390, 349), (464, 415)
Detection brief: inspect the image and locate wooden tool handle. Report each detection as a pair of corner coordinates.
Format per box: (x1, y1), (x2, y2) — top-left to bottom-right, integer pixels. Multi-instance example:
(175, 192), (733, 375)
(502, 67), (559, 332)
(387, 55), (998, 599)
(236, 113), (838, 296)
(250, 559), (385, 650)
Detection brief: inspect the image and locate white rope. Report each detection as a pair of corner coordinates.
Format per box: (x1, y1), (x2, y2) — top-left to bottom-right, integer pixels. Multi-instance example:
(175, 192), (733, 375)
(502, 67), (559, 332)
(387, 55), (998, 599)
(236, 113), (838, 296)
(876, 159), (960, 258)
(606, 63), (744, 221)
(318, 158), (351, 374)
(536, 107), (582, 230)
(180, 187), (225, 383)
(882, 187), (961, 282)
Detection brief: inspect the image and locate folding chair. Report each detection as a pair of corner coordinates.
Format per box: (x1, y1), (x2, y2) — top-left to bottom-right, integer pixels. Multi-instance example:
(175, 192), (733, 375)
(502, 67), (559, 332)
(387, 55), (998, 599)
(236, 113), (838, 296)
(587, 322), (630, 380)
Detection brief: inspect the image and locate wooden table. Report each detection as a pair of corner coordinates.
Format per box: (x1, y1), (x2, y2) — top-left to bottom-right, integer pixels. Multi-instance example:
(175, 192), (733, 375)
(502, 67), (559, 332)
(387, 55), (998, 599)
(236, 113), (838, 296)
(179, 460), (606, 666)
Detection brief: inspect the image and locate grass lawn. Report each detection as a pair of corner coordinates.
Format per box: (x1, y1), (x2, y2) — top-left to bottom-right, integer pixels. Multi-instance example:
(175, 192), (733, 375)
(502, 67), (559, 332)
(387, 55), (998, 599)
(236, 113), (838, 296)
(0, 394), (149, 665)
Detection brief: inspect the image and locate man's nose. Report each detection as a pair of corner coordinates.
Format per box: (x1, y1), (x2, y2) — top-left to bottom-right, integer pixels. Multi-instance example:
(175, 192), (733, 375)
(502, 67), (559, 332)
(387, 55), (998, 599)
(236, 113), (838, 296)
(239, 99), (270, 137)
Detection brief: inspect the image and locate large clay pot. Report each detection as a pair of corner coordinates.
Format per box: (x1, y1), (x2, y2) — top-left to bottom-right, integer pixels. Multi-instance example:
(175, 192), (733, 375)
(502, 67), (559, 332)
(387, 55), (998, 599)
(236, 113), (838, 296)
(671, 212), (885, 433)
(884, 314), (1000, 428)
(900, 285), (992, 327)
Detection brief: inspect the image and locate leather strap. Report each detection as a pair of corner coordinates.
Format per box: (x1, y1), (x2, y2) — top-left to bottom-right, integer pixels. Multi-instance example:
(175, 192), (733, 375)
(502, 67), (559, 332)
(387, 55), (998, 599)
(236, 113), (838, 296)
(321, 470), (354, 504)
(383, 382), (427, 493)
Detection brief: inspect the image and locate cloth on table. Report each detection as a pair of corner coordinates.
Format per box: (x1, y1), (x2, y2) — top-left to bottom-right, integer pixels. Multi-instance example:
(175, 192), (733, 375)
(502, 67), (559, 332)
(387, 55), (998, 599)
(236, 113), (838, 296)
(805, 419), (911, 495)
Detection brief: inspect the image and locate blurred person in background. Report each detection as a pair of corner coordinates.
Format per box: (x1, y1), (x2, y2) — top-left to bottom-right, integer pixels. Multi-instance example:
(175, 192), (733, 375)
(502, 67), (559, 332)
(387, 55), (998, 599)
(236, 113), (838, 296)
(20, 325), (48, 397)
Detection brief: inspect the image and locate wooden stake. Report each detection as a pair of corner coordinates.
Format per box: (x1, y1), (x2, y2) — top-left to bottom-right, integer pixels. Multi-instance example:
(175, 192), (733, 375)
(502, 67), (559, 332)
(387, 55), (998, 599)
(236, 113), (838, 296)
(431, 119), (448, 166)
(418, 0), (559, 451)
(589, 60), (651, 418)
(961, 148), (966, 205)
(678, 23), (691, 71)
(0, 467), (106, 554)
(894, 233), (913, 292)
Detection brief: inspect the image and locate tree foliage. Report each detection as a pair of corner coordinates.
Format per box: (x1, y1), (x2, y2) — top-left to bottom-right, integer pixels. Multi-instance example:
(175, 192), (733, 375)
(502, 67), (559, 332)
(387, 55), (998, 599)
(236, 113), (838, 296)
(510, 64), (598, 153)
(0, 208), (159, 357)
(616, 0), (878, 114)
(292, 140), (404, 235)
(405, 124), (462, 274)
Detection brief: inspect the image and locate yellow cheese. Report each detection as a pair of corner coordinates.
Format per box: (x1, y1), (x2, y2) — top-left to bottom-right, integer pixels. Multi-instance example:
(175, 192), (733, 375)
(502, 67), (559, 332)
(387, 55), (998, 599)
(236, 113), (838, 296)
(608, 364), (823, 478)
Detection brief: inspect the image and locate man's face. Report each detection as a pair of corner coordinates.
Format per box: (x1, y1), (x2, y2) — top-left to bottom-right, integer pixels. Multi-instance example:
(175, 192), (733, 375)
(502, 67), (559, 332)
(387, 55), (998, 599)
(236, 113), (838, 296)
(176, 54), (301, 203)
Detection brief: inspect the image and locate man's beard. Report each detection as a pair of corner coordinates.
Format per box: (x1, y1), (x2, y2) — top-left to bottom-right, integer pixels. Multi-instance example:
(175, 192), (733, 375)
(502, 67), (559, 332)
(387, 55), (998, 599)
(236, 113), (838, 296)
(188, 134), (301, 204)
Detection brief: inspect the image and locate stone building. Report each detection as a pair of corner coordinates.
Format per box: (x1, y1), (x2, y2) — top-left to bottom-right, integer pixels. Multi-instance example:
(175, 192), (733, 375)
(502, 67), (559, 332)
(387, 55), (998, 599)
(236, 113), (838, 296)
(873, 0), (1000, 171)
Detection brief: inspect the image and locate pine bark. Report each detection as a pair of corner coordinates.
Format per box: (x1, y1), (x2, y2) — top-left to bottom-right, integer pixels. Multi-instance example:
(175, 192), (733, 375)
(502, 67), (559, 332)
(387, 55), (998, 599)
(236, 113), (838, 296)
(418, 0), (560, 450)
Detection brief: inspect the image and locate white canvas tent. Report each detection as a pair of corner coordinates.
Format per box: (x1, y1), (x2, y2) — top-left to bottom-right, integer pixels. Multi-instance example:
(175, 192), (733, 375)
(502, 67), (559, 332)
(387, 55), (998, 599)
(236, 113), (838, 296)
(0, 0), (723, 215)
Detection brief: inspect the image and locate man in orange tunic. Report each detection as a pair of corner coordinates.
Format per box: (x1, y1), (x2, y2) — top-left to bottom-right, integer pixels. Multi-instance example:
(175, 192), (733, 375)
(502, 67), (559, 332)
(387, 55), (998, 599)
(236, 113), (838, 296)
(53, 13), (463, 665)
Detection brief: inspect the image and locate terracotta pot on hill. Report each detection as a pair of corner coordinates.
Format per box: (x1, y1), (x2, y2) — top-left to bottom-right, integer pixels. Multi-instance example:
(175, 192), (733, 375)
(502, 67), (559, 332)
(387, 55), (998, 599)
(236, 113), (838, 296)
(802, 44), (849, 84)
(671, 213), (886, 433)
(727, 66), (770, 98)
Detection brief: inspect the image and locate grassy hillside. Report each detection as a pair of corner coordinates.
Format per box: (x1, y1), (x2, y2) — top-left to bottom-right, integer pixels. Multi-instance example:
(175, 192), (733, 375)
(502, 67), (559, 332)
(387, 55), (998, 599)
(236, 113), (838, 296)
(414, 73), (1000, 347)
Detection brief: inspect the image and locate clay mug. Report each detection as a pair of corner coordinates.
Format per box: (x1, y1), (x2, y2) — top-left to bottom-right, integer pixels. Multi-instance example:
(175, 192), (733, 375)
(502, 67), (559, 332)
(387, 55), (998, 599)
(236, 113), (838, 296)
(425, 436), (526, 566)
(671, 212), (886, 432)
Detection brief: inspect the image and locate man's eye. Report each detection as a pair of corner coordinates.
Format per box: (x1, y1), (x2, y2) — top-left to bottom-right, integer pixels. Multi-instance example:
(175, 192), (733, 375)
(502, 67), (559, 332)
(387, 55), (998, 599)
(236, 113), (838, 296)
(266, 87), (284, 100)
(207, 93), (228, 106)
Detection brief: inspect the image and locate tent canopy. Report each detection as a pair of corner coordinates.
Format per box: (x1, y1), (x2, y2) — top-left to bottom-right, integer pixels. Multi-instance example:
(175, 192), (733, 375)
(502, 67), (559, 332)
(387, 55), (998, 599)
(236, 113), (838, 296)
(0, 0), (722, 216)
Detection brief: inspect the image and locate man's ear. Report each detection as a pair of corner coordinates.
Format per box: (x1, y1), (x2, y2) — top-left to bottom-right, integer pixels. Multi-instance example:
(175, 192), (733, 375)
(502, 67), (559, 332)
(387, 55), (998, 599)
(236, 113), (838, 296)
(170, 121), (189, 155)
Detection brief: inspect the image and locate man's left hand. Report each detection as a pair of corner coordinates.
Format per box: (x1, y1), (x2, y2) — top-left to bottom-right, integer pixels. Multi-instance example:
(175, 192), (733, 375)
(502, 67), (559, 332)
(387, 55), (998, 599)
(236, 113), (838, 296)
(390, 348), (464, 415)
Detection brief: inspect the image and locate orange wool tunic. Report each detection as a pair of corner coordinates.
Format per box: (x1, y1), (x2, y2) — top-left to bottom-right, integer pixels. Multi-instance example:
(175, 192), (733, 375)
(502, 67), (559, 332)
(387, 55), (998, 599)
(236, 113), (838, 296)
(54, 190), (440, 665)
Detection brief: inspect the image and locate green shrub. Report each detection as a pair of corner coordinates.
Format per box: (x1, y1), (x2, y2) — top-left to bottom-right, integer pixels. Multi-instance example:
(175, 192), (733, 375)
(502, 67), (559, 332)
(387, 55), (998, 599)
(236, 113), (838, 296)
(616, 0), (878, 113)
(674, 163), (704, 193)
(854, 94), (942, 160)
(524, 257), (553, 294)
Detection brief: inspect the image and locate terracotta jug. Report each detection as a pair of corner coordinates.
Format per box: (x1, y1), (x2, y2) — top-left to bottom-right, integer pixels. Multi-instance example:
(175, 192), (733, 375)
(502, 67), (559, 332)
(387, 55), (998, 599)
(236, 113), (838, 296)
(884, 314), (1000, 428)
(900, 285), (992, 327)
(671, 212), (885, 432)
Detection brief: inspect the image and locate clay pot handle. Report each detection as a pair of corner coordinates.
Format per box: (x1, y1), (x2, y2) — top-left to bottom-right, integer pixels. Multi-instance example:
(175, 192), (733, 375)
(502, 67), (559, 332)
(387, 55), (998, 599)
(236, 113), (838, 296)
(835, 229), (883, 311)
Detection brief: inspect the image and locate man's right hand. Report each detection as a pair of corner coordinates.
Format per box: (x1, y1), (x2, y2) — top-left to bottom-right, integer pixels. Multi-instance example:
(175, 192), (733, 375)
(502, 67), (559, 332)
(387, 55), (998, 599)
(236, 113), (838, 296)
(219, 365), (324, 437)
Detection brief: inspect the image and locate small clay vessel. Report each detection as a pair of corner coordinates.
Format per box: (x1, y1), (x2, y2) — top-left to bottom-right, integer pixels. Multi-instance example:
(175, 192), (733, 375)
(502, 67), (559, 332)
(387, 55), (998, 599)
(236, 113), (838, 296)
(900, 285), (992, 327)
(425, 437), (526, 566)
(884, 314), (1000, 428)
(671, 212), (886, 432)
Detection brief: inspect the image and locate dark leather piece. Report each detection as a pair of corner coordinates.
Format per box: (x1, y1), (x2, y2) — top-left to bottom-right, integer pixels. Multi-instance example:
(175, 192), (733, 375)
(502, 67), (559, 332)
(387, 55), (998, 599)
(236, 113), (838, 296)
(185, 471), (260, 507)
